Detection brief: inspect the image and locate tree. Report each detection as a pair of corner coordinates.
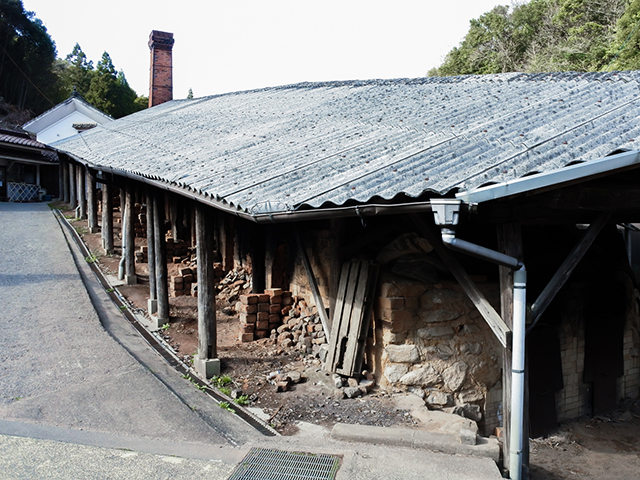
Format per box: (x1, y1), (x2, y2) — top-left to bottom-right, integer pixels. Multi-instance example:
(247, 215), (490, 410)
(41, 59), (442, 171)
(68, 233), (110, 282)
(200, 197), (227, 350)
(84, 51), (146, 118)
(187, 87), (193, 99)
(429, 0), (629, 77)
(59, 43), (95, 96)
(607, 0), (640, 70)
(0, 0), (59, 113)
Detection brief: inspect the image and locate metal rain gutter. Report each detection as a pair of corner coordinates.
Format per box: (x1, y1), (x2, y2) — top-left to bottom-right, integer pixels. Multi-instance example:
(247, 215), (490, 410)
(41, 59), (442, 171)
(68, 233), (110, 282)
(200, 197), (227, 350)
(456, 149), (640, 204)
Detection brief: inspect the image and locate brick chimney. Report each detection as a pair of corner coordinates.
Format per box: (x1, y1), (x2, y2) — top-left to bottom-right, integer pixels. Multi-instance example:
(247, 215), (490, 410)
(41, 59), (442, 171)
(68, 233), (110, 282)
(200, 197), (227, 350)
(148, 30), (174, 107)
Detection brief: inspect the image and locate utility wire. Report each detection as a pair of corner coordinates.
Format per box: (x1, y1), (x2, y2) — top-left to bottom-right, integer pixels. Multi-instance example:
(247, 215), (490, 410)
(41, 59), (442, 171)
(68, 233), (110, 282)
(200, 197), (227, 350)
(0, 42), (56, 108)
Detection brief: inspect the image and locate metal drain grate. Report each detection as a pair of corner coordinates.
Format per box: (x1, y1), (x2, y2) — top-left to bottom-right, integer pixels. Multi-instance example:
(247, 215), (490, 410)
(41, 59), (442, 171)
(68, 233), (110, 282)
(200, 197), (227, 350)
(228, 448), (340, 480)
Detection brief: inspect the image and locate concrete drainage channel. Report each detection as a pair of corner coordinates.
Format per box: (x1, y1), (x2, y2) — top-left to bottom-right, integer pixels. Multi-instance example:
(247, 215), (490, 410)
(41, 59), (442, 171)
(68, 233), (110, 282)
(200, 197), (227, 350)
(54, 210), (278, 438)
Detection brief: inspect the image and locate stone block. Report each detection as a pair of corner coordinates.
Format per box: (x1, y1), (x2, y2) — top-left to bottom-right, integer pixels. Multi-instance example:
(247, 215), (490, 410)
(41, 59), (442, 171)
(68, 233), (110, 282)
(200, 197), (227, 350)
(382, 330), (407, 344)
(386, 345), (420, 364)
(379, 281), (427, 299)
(172, 275), (184, 284)
(443, 361), (468, 392)
(399, 365), (441, 387)
(241, 324), (255, 334)
(257, 312), (269, 321)
(426, 391), (453, 407)
(384, 363), (409, 383)
(257, 294), (270, 303)
(179, 267), (192, 276)
(417, 326), (453, 339)
(266, 288), (283, 296)
(377, 297), (405, 310)
(258, 303), (270, 312)
(256, 320), (269, 330)
(255, 329), (268, 339)
(194, 357), (221, 378)
(419, 310), (463, 324)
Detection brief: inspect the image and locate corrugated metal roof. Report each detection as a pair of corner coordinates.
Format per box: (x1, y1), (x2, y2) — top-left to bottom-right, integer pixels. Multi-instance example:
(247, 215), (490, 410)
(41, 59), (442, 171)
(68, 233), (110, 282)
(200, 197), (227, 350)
(52, 71), (640, 214)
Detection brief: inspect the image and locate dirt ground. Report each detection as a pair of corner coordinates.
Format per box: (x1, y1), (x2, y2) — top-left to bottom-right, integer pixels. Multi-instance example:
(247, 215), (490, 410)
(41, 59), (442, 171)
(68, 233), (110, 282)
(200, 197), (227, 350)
(55, 202), (640, 479)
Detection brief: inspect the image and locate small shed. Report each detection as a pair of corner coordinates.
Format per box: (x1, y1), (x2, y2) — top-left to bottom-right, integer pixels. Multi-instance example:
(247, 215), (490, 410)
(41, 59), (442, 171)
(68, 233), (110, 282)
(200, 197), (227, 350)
(0, 129), (59, 201)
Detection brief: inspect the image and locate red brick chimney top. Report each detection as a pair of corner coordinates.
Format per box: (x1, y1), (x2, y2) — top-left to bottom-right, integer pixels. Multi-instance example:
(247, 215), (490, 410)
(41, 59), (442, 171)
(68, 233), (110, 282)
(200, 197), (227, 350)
(149, 30), (174, 50)
(148, 31), (174, 108)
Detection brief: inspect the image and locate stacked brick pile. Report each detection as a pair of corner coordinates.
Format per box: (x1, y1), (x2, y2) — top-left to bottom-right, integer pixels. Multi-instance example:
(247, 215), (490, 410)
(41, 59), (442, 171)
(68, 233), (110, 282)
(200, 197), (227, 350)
(239, 288), (293, 342)
(114, 203), (147, 238)
(135, 245), (149, 264)
(166, 236), (189, 263)
(170, 266), (198, 297)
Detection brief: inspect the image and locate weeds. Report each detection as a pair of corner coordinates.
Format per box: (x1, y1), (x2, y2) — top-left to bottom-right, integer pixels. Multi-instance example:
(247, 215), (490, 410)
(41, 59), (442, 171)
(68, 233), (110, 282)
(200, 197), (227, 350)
(161, 323), (170, 331)
(85, 254), (98, 264)
(212, 374), (233, 389)
(234, 395), (249, 406)
(219, 402), (235, 413)
(182, 374), (206, 392)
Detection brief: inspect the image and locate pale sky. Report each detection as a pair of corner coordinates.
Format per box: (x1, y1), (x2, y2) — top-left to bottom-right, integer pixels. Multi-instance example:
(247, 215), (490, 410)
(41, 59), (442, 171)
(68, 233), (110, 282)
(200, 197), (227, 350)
(22, 0), (504, 100)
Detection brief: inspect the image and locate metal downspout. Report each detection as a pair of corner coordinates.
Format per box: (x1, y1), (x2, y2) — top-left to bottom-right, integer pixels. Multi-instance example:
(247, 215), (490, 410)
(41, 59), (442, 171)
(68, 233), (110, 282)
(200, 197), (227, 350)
(431, 199), (526, 480)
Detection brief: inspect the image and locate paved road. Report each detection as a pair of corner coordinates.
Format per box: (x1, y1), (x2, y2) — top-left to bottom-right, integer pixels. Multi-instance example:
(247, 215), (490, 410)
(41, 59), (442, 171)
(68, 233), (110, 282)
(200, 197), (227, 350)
(0, 203), (503, 480)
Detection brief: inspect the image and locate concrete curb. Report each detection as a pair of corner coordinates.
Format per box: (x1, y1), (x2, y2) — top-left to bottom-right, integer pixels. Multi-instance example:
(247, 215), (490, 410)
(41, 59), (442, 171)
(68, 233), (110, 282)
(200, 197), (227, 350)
(331, 423), (500, 462)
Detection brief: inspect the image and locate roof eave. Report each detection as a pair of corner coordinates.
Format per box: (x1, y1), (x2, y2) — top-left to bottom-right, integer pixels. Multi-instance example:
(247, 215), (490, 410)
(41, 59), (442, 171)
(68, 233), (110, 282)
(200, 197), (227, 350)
(456, 149), (640, 204)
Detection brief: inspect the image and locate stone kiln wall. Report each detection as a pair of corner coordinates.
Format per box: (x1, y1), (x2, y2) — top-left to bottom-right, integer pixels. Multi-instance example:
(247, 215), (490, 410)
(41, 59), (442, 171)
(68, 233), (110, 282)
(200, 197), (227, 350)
(373, 275), (503, 435)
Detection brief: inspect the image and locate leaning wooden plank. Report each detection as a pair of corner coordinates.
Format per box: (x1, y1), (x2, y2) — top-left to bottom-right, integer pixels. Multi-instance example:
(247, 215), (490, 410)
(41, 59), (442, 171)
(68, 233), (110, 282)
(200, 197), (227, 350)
(333, 261), (361, 371)
(528, 212), (610, 330)
(411, 214), (511, 349)
(337, 260), (370, 375)
(341, 261), (380, 377)
(325, 262), (352, 371)
(294, 226), (331, 334)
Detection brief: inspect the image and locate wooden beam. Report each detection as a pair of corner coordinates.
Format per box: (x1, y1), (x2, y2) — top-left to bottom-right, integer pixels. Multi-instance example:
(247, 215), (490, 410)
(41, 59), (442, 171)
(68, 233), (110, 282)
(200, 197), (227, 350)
(87, 168), (98, 233)
(153, 190), (169, 323)
(411, 214), (511, 348)
(101, 180), (114, 254)
(294, 226), (331, 335)
(196, 202), (217, 359)
(528, 212), (610, 330)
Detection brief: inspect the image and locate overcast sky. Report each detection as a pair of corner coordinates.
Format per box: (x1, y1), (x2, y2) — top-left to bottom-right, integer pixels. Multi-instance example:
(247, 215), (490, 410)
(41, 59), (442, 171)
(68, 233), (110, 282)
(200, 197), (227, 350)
(22, 0), (503, 100)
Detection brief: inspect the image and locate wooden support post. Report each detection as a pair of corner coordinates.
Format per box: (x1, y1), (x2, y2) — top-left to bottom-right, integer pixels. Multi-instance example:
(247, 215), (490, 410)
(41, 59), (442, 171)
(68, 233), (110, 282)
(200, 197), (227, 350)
(58, 162), (64, 201)
(153, 191), (169, 324)
(497, 223), (524, 478)
(62, 160), (70, 203)
(251, 224), (266, 293)
(170, 197), (179, 240)
(69, 163), (77, 208)
(411, 214), (511, 348)
(77, 165), (86, 219)
(146, 189), (157, 315)
(221, 215), (235, 272)
(124, 183), (136, 285)
(194, 202), (220, 378)
(294, 226), (331, 335)
(87, 168), (98, 233)
(101, 181), (114, 254)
